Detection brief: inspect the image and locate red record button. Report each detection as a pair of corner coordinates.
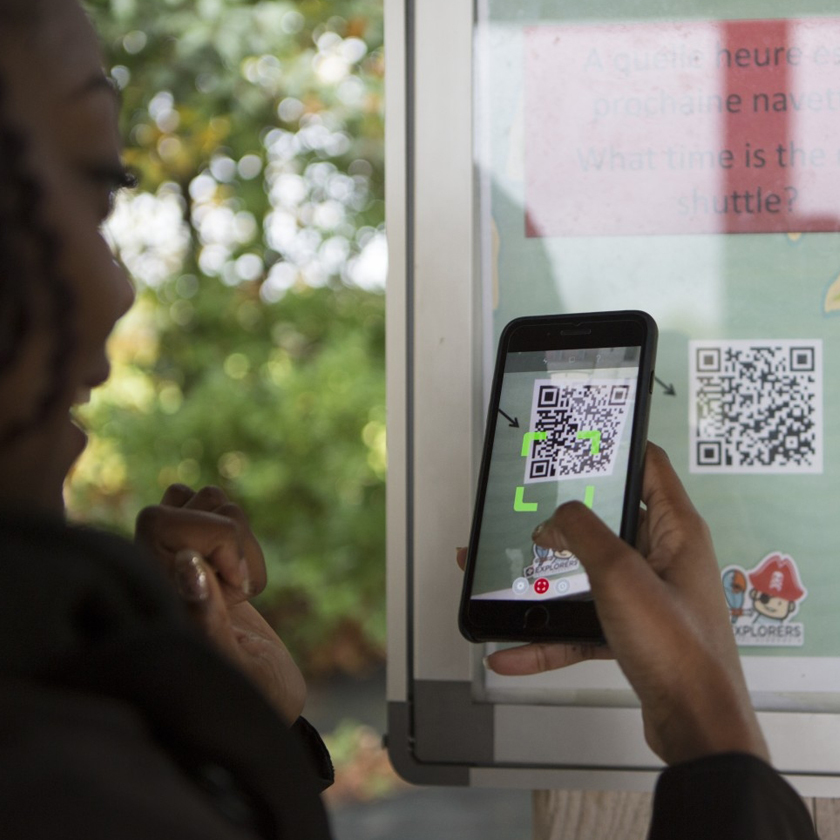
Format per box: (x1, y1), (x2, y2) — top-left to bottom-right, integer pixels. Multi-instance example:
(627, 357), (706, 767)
(534, 578), (550, 595)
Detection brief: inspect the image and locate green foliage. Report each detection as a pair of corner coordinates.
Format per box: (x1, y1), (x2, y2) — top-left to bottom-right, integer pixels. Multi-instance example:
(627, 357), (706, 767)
(70, 0), (386, 674)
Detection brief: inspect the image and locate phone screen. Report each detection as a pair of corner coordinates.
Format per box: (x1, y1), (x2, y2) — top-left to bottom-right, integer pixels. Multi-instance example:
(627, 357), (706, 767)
(469, 343), (642, 604)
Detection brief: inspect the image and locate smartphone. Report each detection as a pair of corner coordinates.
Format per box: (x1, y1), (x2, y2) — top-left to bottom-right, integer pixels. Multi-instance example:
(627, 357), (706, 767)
(459, 310), (658, 643)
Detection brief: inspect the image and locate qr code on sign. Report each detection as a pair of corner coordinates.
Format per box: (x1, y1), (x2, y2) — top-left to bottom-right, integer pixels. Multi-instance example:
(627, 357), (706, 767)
(689, 340), (823, 473)
(523, 378), (636, 483)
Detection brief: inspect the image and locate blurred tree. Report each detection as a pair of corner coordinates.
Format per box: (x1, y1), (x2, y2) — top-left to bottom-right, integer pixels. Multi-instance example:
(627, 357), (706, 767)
(71, 0), (386, 675)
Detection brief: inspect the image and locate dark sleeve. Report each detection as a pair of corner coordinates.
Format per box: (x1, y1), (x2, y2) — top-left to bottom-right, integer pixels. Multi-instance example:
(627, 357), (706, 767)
(649, 753), (817, 840)
(291, 717), (335, 792)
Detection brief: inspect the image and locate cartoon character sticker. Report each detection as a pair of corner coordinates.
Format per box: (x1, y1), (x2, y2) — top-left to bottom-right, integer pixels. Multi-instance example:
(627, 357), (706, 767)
(523, 545), (579, 579)
(722, 553), (808, 647)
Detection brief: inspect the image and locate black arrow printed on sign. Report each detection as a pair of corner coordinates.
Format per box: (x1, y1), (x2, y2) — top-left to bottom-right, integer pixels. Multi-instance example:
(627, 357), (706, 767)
(654, 376), (676, 396)
(498, 409), (520, 427)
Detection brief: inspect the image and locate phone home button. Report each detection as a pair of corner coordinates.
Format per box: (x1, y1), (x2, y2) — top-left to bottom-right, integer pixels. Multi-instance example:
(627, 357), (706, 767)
(523, 605), (549, 631)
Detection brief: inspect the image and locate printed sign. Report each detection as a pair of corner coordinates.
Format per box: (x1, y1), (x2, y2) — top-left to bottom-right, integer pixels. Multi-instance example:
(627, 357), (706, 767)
(525, 19), (840, 236)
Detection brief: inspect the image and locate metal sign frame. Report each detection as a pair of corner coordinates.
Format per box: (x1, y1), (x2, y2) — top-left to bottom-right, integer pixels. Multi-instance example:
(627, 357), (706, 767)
(385, 0), (840, 794)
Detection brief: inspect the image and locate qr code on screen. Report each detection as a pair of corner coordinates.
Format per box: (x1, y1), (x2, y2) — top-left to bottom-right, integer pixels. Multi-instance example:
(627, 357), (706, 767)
(689, 340), (823, 473)
(523, 378), (636, 483)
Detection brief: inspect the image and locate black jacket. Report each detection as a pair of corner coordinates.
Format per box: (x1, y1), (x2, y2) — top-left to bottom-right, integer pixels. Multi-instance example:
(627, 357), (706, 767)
(650, 752), (818, 839)
(0, 513), (333, 839)
(1, 513), (819, 840)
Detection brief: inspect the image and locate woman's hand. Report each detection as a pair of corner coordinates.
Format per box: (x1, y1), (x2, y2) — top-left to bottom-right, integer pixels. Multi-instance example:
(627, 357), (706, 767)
(462, 443), (769, 767)
(135, 484), (306, 725)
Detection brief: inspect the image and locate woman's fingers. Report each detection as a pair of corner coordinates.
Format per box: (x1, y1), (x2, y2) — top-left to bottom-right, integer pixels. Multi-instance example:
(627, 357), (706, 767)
(207, 501), (266, 595)
(486, 641), (613, 675)
(455, 544), (616, 675)
(136, 509), (249, 598)
(173, 548), (234, 644)
(456, 546), (467, 571)
(160, 482), (194, 507)
(181, 486), (266, 594)
(137, 485), (267, 598)
(641, 444), (712, 567)
(533, 500), (651, 609)
(172, 548), (305, 723)
(146, 491), (305, 724)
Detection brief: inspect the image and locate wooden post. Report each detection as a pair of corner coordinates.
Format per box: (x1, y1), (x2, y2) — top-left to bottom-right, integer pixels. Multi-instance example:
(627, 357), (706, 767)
(533, 791), (825, 839)
(533, 791), (651, 840)
(815, 799), (840, 836)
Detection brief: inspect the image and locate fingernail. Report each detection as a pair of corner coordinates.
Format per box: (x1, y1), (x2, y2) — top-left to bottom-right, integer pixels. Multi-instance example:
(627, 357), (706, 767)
(176, 549), (209, 602)
(532, 520), (548, 541)
(482, 655), (491, 670)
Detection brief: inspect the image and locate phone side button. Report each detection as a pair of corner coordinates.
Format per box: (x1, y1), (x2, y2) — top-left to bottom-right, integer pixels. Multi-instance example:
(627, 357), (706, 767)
(523, 605), (550, 631)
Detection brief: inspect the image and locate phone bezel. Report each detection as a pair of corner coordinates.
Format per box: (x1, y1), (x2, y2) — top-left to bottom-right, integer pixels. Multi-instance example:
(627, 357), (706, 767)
(459, 310), (657, 643)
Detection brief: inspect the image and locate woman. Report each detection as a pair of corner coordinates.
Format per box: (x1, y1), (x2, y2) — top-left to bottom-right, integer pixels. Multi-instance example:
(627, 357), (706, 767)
(0, 2), (821, 839)
(0, 1), (331, 836)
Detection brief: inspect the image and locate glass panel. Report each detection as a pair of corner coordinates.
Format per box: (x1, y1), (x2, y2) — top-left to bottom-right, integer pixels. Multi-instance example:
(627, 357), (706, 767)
(476, 0), (840, 706)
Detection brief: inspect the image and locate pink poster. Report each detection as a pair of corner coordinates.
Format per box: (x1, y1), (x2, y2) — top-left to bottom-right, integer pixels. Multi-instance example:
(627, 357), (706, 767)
(525, 19), (840, 236)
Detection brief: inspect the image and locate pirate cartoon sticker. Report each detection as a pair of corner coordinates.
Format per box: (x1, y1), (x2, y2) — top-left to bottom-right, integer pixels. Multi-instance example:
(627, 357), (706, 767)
(722, 553), (808, 647)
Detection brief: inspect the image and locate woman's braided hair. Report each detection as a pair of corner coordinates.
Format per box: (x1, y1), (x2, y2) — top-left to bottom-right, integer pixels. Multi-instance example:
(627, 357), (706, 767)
(0, 71), (77, 445)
